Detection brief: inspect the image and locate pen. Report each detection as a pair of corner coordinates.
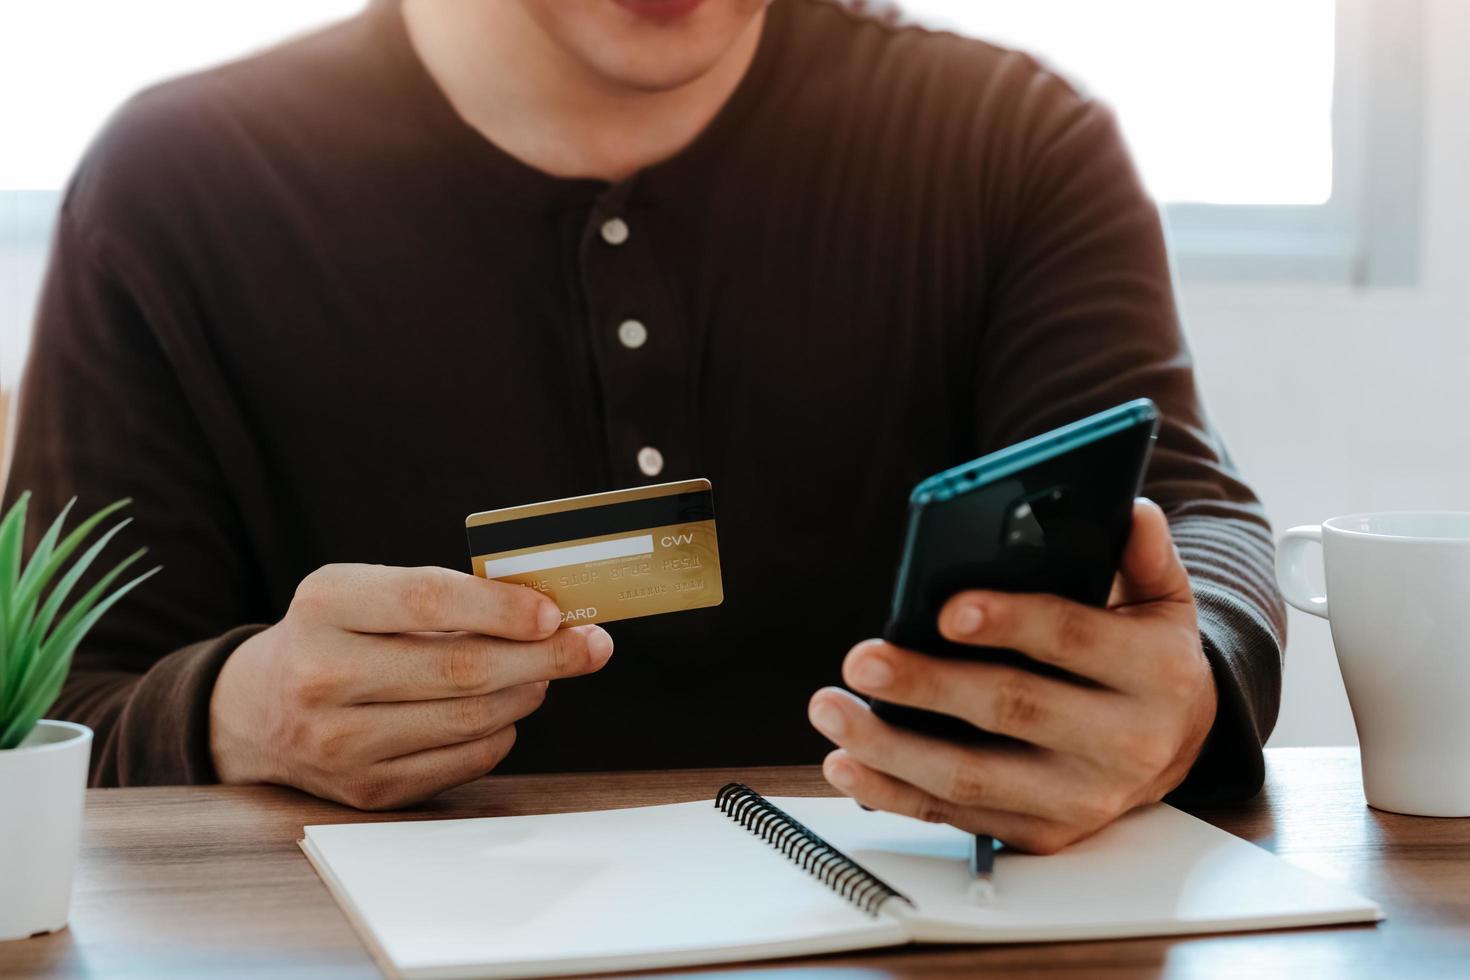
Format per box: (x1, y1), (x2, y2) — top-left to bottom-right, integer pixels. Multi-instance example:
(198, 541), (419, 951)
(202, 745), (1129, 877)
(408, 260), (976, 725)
(968, 833), (998, 904)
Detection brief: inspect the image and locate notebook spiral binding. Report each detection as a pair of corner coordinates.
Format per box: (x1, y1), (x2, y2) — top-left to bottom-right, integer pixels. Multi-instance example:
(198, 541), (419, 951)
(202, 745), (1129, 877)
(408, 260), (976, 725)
(715, 782), (913, 917)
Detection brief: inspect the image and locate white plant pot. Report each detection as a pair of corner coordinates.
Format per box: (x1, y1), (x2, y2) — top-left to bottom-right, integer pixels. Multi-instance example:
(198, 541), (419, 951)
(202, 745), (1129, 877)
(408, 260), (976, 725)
(0, 720), (92, 942)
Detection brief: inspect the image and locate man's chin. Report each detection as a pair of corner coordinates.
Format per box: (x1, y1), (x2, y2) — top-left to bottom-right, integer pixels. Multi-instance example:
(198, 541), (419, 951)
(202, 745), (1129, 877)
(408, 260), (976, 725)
(588, 53), (729, 94)
(522, 0), (766, 96)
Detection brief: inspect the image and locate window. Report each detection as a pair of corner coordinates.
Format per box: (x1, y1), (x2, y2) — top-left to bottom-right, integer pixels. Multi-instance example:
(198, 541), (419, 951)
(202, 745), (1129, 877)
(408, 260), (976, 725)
(900, 0), (1425, 284)
(0, 1), (365, 190)
(903, 0), (1336, 205)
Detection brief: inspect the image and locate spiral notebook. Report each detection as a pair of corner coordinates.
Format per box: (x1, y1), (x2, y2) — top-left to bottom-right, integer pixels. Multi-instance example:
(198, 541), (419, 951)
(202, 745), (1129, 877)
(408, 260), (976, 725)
(299, 783), (1380, 979)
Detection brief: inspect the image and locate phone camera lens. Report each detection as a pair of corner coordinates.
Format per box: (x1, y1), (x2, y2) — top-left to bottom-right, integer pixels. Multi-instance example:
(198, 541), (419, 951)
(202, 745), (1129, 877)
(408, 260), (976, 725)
(1004, 498), (1046, 549)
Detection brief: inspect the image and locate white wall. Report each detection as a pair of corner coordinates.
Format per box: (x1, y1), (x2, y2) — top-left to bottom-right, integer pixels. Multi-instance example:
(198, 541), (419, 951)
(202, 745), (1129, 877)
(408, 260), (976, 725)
(1179, 0), (1470, 746)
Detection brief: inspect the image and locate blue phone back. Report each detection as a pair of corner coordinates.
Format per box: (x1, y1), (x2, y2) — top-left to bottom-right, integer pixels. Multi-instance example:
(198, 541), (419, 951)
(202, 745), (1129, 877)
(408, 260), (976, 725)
(876, 399), (1159, 743)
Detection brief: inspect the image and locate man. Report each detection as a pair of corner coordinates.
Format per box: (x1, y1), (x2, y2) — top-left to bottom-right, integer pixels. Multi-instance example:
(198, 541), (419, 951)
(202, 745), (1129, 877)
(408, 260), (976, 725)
(5, 0), (1283, 854)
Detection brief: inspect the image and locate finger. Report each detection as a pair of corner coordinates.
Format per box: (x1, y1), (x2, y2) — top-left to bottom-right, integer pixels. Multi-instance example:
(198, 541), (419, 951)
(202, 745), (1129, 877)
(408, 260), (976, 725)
(822, 750), (1080, 854)
(340, 726), (520, 810)
(344, 682), (548, 761)
(841, 639), (1124, 758)
(1113, 499), (1191, 607)
(331, 625), (613, 702)
(293, 564), (562, 638)
(936, 588), (1132, 688)
(808, 687), (1084, 824)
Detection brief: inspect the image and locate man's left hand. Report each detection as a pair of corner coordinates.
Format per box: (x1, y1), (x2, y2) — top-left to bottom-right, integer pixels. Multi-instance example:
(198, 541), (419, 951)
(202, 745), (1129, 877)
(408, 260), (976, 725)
(808, 498), (1217, 854)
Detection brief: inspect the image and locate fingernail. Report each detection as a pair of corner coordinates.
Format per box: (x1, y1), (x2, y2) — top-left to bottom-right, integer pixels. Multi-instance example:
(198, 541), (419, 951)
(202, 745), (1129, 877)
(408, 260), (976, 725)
(810, 700), (846, 738)
(538, 602), (563, 633)
(585, 626), (614, 665)
(851, 653), (894, 690)
(826, 758), (855, 789)
(952, 604), (983, 635)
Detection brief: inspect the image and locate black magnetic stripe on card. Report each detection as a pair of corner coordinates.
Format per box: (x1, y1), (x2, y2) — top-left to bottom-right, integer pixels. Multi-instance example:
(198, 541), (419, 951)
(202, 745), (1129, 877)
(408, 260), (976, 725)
(467, 490), (715, 557)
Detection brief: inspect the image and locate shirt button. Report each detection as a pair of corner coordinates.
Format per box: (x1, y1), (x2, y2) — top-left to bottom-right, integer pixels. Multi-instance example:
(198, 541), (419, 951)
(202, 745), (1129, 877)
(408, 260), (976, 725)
(600, 217), (630, 246)
(637, 446), (664, 477)
(617, 319), (648, 349)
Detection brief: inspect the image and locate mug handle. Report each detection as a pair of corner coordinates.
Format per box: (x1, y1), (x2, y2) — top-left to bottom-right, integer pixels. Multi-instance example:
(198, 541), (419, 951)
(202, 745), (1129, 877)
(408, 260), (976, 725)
(1276, 525), (1329, 618)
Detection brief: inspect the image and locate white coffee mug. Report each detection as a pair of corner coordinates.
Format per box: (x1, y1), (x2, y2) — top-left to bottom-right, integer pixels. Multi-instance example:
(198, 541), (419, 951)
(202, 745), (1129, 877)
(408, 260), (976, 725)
(1277, 512), (1470, 817)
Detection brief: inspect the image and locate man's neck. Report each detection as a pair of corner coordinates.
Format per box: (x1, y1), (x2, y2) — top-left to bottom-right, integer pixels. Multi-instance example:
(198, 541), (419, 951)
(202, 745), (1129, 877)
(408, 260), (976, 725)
(402, 1), (765, 183)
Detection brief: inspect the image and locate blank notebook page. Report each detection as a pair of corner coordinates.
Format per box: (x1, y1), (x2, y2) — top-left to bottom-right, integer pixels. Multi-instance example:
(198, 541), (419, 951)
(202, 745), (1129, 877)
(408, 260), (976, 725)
(301, 799), (904, 979)
(774, 796), (1381, 943)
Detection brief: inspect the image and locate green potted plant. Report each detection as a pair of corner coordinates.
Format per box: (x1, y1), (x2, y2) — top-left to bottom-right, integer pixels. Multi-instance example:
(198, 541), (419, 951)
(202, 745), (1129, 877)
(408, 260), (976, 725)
(0, 494), (156, 942)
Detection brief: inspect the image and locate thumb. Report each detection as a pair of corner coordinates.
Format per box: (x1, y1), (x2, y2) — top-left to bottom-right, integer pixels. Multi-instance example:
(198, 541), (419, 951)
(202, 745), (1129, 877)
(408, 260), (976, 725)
(1110, 498), (1191, 607)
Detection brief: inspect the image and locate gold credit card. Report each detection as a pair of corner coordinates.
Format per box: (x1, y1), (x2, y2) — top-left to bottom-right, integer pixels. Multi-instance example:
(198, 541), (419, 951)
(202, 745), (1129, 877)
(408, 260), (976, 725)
(465, 478), (723, 626)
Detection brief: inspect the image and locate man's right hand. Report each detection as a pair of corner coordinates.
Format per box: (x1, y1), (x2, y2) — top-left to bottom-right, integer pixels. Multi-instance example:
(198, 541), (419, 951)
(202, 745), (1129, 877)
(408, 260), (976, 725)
(208, 563), (611, 809)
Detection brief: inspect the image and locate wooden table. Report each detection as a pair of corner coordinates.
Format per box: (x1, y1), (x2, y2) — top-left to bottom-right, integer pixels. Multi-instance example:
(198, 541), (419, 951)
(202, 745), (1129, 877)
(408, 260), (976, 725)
(2, 747), (1467, 978)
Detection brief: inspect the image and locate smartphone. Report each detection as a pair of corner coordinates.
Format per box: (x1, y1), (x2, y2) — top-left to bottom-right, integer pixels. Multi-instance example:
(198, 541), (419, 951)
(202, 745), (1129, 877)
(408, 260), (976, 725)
(873, 398), (1160, 743)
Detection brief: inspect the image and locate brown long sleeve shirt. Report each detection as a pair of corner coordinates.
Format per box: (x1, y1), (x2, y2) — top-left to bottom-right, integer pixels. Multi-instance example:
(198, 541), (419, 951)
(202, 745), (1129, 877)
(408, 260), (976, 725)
(4, 0), (1285, 799)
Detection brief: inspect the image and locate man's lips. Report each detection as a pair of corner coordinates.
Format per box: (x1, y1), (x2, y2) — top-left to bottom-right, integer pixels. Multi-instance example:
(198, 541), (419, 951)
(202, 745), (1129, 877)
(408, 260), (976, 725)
(612, 0), (708, 22)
